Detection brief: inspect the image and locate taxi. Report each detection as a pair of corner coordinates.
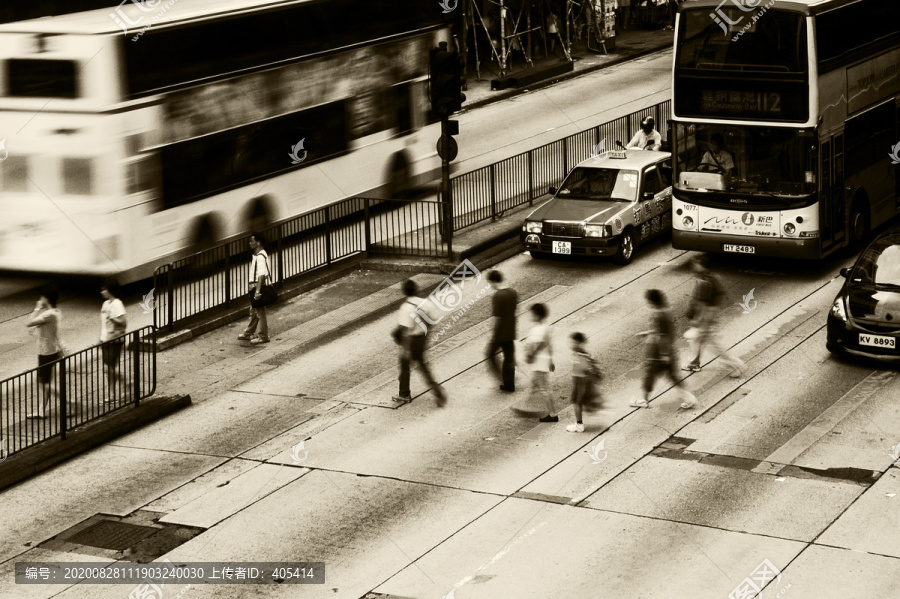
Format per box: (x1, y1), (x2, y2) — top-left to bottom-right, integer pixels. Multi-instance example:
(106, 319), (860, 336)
(521, 149), (673, 264)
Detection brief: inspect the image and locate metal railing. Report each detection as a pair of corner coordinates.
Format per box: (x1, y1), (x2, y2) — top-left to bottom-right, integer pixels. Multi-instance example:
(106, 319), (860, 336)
(153, 197), (447, 331)
(0, 327), (157, 459)
(152, 100), (671, 332)
(451, 100), (671, 231)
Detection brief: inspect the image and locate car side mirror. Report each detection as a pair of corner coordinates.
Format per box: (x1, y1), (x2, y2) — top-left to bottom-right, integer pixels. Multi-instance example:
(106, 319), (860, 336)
(549, 186), (557, 195)
(839, 267), (850, 278)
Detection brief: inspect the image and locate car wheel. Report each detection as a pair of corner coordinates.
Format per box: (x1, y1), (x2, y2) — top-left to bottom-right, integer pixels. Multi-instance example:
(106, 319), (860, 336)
(613, 229), (635, 265)
(530, 251), (549, 260)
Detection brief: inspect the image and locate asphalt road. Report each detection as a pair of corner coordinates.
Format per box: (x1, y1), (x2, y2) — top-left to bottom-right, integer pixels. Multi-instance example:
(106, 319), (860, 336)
(3, 232), (900, 598)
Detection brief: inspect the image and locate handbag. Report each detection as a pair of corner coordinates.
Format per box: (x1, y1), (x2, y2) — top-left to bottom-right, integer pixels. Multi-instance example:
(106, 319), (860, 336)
(250, 254), (278, 308)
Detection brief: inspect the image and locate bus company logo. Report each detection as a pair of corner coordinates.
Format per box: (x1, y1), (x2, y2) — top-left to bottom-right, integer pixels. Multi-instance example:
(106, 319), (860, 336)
(590, 139), (609, 163)
(890, 142), (900, 165)
(438, 0), (458, 13)
(289, 139), (307, 165)
(0, 138), (8, 162)
(742, 213), (754, 226)
(110, 0), (163, 34)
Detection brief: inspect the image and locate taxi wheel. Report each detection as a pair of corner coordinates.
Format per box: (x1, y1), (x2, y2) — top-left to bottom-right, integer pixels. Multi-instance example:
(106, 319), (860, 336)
(613, 229), (635, 265)
(530, 251), (549, 260)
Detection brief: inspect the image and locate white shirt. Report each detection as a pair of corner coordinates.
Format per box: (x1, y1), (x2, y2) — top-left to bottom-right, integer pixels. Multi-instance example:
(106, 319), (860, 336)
(249, 250), (270, 285)
(100, 298), (126, 342)
(700, 149), (735, 172)
(526, 323), (553, 372)
(397, 297), (430, 336)
(626, 129), (662, 151)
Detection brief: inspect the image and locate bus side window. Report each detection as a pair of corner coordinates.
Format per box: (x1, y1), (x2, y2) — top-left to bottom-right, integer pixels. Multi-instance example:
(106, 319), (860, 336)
(821, 139), (831, 243)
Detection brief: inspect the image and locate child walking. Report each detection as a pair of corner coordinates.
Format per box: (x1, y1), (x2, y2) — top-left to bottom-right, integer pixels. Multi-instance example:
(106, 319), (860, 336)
(567, 332), (604, 433)
(632, 289), (697, 409)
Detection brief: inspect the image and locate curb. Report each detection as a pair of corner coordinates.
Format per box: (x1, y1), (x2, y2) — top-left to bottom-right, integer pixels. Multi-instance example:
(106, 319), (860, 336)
(0, 394), (192, 492)
(462, 44), (670, 112)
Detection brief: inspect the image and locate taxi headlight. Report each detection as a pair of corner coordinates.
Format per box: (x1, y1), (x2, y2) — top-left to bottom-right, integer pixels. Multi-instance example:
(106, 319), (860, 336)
(584, 224), (610, 238)
(524, 221), (543, 234)
(830, 296), (848, 322)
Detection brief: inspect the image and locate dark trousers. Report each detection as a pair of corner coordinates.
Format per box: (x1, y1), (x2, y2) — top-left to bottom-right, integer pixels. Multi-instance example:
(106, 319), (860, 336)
(486, 340), (516, 388)
(399, 335), (441, 397)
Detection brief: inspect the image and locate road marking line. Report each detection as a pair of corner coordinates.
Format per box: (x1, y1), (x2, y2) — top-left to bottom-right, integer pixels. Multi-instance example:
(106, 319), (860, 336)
(763, 371), (897, 467)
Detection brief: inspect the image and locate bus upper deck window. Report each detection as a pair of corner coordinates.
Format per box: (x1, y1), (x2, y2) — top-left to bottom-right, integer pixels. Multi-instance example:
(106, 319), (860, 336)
(7, 59), (78, 98)
(63, 158), (93, 195)
(1, 155), (29, 192)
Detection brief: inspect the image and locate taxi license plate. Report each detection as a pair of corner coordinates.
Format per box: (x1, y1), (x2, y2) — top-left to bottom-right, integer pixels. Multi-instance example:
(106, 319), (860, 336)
(723, 244), (755, 254)
(859, 334), (896, 349)
(552, 241), (571, 255)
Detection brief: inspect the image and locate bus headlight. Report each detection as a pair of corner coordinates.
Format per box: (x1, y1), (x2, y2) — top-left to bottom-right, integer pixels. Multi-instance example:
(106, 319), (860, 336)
(784, 223), (796, 235)
(524, 221), (543, 234)
(830, 297), (848, 322)
(683, 216), (694, 228)
(584, 224), (610, 238)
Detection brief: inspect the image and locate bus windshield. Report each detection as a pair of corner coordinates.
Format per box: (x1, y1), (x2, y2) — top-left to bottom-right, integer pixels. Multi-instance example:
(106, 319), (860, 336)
(676, 8), (808, 73)
(674, 123), (816, 201)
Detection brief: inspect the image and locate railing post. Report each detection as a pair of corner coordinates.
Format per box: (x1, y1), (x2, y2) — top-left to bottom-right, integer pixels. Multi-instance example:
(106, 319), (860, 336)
(166, 265), (174, 333)
(277, 224), (285, 285)
(133, 331), (141, 407)
(563, 136), (568, 175)
(364, 198), (371, 253)
(224, 247), (232, 306)
(59, 358), (67, 440)
(490, 163), (497, 221)
(528, 150), (535, 205)
(325, 204), (332, 266)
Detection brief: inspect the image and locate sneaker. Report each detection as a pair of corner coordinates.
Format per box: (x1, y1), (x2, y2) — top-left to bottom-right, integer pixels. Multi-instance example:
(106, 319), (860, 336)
(729, 367), (744, 379)
(539, 414), (559, 423)
(566, 423), (585, 433)
(237, 333), (254, 341)
(392, 394), (412, 403)
(680, 401), (696, 409)
(499, 385), (516, 393)
(682, 365), (701, 372)
(250, 337), (270, 345)
(629, 399), (650, 408)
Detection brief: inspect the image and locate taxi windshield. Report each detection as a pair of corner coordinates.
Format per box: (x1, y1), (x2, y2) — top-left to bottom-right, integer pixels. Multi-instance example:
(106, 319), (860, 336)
(556, 167), (638, 202)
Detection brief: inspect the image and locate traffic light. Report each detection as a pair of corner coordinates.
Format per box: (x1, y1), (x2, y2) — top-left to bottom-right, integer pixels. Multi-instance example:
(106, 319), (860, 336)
(429, 42), (465, 117)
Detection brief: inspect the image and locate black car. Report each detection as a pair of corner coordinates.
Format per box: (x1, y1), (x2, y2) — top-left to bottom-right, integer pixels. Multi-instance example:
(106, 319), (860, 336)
(827, 227), (900, 361)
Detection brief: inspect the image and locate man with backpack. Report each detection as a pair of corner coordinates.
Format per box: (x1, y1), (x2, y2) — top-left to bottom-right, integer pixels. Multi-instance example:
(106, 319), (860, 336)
(683, 256), (744, 377)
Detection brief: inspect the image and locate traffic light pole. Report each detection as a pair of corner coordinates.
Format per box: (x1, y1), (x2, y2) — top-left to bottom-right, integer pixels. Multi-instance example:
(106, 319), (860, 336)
(441, 115), (453, 260)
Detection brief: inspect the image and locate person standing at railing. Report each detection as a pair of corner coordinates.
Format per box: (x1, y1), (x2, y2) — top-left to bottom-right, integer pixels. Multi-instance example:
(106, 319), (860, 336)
(100, 278), (128, 402)
(238, 232), (271, 345)
(25, 286), (64, 420)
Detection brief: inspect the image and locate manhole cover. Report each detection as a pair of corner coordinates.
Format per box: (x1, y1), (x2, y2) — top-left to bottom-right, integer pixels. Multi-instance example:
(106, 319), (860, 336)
(67, 521), (158, 551)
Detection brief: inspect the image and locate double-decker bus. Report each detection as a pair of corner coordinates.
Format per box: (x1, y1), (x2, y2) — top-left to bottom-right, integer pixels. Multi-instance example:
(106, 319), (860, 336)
(0, 0), (448, 281)
(670, 0), (900, 259)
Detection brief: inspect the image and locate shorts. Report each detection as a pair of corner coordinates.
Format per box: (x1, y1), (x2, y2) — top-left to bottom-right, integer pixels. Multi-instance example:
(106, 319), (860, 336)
(643, 358), (679, 392)
(37, 352), (63, 383)
(102, 340), (124, 367)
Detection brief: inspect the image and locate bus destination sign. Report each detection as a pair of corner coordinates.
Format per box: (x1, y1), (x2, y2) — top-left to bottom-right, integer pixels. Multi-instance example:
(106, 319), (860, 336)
(701, 90), (782, 115)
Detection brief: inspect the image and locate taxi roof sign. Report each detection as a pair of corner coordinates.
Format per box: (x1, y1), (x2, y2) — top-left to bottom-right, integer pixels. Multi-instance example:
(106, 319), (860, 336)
(608, 150), (627, 159)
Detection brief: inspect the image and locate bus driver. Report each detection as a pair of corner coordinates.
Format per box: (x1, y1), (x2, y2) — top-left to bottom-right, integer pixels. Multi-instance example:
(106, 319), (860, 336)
(698, 133), (735, 176)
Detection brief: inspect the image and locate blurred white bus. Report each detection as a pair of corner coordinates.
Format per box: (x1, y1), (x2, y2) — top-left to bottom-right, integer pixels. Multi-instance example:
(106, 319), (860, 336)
(0, 0), (448, 281)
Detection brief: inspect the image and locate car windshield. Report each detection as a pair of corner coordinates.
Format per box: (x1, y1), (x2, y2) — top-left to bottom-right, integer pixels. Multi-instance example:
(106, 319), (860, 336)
(852, 242), (900, 288)
(556, 167), (639, 201)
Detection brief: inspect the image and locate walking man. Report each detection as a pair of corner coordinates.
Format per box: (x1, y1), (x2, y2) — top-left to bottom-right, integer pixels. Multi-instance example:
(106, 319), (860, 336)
(393, 279), (447, 406)
(25, 285), (63, 419)
(633, 289), (697, 409)
(100, 278), (127, 401)
(683, 256), (744, 377)
(238, 232), (271, 345)
(486, 270), (518, 392)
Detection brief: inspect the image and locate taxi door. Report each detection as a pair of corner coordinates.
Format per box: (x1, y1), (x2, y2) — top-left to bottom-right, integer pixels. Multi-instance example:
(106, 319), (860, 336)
(637, 166), (668, 241)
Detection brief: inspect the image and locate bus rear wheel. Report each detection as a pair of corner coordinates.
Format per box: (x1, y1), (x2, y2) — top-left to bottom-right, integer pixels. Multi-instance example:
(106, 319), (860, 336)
(849, 200), (869, 248)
